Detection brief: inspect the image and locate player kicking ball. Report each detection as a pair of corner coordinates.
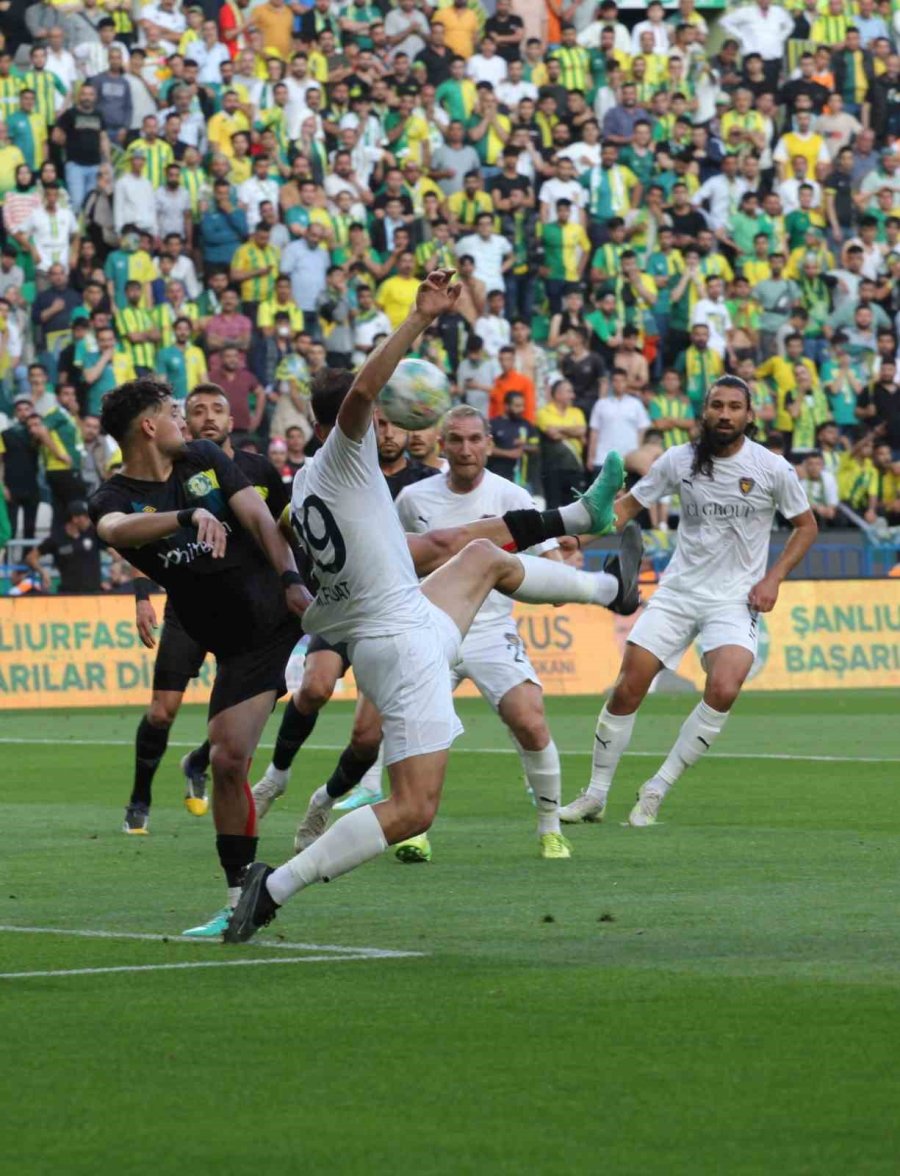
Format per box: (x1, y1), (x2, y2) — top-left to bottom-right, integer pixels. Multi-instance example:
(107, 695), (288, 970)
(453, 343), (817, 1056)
(559, 375), (818, 828)
(225, 270), (634, 942)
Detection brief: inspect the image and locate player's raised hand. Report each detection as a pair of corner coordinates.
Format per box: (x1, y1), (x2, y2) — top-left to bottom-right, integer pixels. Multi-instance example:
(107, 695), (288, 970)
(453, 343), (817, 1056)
(135, 599), (158, 649)
(416, 268), (462, 318)
(192, 508), (228, 558)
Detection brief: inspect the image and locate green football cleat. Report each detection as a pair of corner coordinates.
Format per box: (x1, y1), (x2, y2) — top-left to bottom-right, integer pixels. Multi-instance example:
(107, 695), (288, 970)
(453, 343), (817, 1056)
(395, 834), (432, 863)
(182, 908), (231, 938)
(578, 451), (624, 534)
(539, 832), (573, 859)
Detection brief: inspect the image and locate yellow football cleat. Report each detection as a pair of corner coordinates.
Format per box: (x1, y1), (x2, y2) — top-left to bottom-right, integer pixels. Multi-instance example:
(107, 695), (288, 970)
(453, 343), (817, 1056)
(395, 834), (432, 863)
(539, 832), (573, 859)
(183, 794), (209, 817)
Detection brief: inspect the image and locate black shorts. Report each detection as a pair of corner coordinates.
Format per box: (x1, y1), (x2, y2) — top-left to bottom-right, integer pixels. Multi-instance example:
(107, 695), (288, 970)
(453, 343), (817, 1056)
(153, 608), (207, 693)
(306, 634), (351, 677)
(208, 618), (305, 720)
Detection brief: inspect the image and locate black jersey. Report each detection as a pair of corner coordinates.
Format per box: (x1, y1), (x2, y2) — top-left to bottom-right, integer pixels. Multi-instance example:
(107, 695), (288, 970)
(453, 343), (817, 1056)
(90, 440), (290, 658)
(232, 448), (290, 521)
(384, 460), (439, 501)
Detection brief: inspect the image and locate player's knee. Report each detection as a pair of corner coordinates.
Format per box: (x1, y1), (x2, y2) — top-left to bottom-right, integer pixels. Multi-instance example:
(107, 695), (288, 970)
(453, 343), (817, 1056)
(298, 675), (335, 712)
(609, 671), (646, 714)
(704, 675), (742, 711)
(350, 729), (381, 760)
(147, 699), (177, 728)
(209, 741), (247, 785)
(463, 537), (505, 571)
(511, 713), (550, 752)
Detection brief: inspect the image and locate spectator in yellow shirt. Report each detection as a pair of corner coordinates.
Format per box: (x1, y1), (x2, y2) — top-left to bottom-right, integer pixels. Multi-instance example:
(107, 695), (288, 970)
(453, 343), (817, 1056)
(376, 251), (420, 329)
(433, 0), (480, 59)
(207, 91), (251, 158)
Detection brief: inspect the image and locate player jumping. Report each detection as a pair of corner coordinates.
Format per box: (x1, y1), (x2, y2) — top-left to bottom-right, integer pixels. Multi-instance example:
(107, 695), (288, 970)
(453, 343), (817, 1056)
(559, 375), (818, 828)
(225, 270), (636, 942)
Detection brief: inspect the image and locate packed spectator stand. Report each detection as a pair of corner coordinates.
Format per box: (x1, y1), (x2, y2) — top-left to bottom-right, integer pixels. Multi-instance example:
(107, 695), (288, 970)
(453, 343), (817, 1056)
(1, 0), (899, 594)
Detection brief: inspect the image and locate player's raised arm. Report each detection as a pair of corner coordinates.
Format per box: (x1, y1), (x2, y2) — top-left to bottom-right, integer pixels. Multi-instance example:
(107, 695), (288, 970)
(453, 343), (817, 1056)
(338, 269), (461, 443)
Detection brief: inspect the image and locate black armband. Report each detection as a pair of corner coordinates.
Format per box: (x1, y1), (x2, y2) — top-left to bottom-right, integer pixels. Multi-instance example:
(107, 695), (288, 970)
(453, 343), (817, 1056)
(176, 508), (195, 528)
(133, 578), (154, 602)
(502, 508), (565, 551)
(281, 570), (303, 589)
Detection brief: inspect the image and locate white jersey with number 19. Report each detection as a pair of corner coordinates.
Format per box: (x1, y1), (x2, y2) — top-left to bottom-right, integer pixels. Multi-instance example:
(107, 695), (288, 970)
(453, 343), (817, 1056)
(290, 422), (432, 644)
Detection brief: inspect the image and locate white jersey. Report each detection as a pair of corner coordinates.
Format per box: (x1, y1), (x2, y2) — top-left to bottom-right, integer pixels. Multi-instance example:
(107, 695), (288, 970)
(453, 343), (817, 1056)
(395, 470), (556, 640)
(290, 423), (431, 643)
(631, 439), (809, 605)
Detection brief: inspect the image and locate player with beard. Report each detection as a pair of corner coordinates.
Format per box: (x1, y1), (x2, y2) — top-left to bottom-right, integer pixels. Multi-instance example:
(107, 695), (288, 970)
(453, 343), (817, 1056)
(89, 377), (310, 935)
(560, 375), (818, 828)
(123, 387), (292, 846)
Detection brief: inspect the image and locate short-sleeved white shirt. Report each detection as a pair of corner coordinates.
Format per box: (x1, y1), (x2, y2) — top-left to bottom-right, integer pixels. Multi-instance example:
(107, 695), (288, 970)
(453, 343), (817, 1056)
(588, 394), (651, 468)
(395, 469), (557, 642)
(290, 422), (431, 643)
(631, 439), (810, 604)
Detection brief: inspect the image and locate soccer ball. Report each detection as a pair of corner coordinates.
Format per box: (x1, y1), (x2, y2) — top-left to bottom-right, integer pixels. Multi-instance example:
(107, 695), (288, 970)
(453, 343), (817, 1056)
(378, 358), (451, 431)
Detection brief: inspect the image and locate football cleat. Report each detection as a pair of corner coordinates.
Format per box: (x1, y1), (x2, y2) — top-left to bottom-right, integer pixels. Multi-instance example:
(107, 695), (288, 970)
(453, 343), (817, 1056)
(180, 752), (209, 816)
(627, 787), (664, 827)
(578, 451), (624, 535)
(604, 519), (643, 616)
(123, 803), (150, 835)
(223, 864), (279, 944)
(395, 834), (432, 863)
(559, 790), (607, 824)
(251, 767), (288, 820)
(182, 907), (231, 938)
(539, 832), (573, 859)
(333, 781), (385, 812)
(294, 789), (331, 852)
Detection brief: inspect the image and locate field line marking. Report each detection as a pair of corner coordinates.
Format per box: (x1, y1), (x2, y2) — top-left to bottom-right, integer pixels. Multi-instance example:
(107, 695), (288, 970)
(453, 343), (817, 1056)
(0, 735), (897, 764)
(0, 955), (405, 980)
(0, 924), (424, 958)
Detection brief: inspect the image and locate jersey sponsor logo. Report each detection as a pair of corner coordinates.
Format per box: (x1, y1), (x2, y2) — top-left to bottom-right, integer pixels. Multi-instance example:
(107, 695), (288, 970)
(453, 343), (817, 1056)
(683, 501), (754, 519)
(133, 504), (158, 513)
(184, 469), (219, 499)
(739, 477), (755, 495)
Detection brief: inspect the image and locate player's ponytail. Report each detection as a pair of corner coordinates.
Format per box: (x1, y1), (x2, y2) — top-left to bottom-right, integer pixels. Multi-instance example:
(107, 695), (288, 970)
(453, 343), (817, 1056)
(690, 376), (756, 480)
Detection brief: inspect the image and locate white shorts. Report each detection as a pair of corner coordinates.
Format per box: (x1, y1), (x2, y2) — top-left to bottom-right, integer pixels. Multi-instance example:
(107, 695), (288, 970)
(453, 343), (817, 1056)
(628, 591), (760, 672)
(349, 601), (464, 767)
(450, 623), (541, 710)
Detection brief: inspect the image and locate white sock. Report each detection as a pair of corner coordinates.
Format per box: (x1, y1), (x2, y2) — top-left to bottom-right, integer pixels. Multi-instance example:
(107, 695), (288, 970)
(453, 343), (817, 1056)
(557, 499), (592, 535)
(515, 738), (561, 835)
(266, 806), (387, 904)
(263, 764), (289, 788)
(227, 886), (241, 910)
(310, 784), (333, 809)
(511, 553), (618, 606)
(589, 704), (637, 801)
(651, 700), (730, 797)
(359, 745), (384, 794)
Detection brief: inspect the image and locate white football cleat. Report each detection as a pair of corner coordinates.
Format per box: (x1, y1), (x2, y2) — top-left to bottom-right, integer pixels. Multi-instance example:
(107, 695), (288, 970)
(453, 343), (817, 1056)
(252, 767), (288, 820)
(627, 786), (664, 827)
(294, 789), (331, 852)
(559, 789), (607, 824)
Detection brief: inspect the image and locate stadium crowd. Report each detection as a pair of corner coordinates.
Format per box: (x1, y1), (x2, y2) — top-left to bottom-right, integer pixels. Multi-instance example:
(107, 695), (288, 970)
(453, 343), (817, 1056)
(1, 0), (900, 594)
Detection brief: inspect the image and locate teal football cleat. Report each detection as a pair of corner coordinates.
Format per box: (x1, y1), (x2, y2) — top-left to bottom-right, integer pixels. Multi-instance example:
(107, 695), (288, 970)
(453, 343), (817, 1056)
(577, 451), (624, 534)
(333, 781), (385, 812)
(182, 908), (231, 938)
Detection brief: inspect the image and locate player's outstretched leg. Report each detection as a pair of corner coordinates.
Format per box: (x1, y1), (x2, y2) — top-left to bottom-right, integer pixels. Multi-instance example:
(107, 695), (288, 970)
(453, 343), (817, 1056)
(124, 691), (182, 834)
(294, 696), (383, 851)
(181, 740), (210, 816)
(333, 746), (384, 812)
(627, 646), (750, 826)
(252, 647), (345, 818)
(560, 641), (662, 824)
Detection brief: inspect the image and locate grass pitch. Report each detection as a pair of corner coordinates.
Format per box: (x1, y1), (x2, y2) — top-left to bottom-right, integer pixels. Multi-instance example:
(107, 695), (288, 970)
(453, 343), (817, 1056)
(1, 690), (898, 1175)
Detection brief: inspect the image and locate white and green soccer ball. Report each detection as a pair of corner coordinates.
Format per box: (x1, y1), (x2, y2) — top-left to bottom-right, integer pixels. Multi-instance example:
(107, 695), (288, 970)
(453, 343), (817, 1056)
(378, 357), (451, 431)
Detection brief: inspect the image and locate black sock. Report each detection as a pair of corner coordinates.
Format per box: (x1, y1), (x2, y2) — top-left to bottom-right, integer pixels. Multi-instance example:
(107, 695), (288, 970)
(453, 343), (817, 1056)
(216, 833), (259, 889)
(272, 701), (318, 771)
(502, 508), (565, 551)
(188, 740), (211, 773)
(325, 744), (380, 799)
(131, 716), (170, 808)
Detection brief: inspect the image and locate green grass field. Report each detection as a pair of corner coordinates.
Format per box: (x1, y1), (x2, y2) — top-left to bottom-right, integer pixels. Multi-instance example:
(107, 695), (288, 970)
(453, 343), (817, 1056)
(2, 690), (898, 1175)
